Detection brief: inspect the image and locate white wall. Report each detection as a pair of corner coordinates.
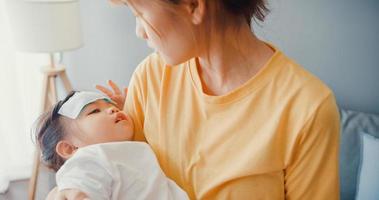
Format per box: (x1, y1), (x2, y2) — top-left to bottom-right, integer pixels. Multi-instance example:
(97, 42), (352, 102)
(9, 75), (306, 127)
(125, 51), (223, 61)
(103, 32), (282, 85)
(64, 0), (379, 113)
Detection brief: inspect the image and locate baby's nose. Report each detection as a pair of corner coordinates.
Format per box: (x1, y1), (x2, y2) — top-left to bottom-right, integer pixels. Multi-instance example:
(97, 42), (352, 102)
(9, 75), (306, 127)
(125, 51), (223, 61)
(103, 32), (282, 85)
(107, 106), (120, 114)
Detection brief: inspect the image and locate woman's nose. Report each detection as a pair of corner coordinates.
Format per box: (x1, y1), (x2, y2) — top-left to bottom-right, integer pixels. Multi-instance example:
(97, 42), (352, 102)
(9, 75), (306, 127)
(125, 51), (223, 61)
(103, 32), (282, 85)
(135, 18), (148, 40)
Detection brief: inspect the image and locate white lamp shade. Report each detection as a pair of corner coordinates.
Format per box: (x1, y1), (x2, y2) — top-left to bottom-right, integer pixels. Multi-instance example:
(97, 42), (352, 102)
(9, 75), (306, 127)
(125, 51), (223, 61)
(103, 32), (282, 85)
(5, 0), (83, 53)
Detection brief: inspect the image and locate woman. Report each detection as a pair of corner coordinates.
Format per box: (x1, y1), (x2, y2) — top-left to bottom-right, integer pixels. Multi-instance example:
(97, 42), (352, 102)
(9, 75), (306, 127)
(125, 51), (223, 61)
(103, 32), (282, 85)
(50, 0), (340, 199)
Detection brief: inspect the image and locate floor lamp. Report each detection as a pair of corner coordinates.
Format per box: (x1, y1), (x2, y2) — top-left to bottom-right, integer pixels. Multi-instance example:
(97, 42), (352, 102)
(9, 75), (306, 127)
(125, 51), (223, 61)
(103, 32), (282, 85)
(5, 0), (83, 199)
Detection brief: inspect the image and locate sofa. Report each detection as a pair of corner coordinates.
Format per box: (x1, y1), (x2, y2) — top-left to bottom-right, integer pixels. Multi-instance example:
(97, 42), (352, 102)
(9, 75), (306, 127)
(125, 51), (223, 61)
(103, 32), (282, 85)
(339, 108), (379, 200)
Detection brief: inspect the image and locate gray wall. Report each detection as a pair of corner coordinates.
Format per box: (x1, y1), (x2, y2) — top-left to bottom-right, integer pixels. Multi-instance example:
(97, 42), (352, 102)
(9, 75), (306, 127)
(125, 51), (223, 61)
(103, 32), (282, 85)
(63, 0), (379, 114)
(61, 0), (151, 100)
(254, 0), (379, 114)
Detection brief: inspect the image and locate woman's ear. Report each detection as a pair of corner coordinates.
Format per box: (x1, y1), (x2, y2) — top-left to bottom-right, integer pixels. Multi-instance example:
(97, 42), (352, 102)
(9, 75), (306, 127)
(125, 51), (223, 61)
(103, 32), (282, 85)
(185, 0), (206, 25)
(56, 140), (78, 160)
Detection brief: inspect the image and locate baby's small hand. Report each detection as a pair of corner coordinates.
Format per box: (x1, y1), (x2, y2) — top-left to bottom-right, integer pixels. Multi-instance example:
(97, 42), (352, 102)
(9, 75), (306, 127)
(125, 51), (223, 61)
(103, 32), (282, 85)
(55, 188), (89, 200)
(96, 80), (128, 110)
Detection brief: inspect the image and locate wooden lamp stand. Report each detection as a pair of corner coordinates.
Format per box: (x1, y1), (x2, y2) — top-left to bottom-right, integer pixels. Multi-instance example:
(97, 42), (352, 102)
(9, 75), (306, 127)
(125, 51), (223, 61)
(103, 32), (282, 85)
(28, 54), (73, 200)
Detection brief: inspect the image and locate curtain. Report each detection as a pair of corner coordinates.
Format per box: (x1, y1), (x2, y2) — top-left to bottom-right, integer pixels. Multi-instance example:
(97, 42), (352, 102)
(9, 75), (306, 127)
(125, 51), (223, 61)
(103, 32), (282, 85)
(0, 0), (48, 193)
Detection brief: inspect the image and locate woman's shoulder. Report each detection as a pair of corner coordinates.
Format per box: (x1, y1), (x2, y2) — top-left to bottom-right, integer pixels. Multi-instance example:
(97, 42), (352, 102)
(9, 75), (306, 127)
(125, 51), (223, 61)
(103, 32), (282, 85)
(274, 51), (334, 100)
(266, 50), (338, 124)
(268, 51), (339, 132)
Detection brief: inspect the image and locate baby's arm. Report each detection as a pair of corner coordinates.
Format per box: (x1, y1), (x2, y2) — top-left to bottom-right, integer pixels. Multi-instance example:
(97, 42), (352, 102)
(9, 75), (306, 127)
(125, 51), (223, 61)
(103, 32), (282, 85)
(56, 147), (113, 200)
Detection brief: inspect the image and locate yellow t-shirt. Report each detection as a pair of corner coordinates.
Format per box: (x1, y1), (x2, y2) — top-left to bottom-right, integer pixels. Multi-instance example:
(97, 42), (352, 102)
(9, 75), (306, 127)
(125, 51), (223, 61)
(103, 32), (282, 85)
(125, 46), (340, 200)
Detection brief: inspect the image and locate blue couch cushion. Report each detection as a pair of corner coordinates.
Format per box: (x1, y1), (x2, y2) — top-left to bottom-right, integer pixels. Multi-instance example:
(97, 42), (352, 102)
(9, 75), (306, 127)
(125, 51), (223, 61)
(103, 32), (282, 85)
(340, 109), (379, 200)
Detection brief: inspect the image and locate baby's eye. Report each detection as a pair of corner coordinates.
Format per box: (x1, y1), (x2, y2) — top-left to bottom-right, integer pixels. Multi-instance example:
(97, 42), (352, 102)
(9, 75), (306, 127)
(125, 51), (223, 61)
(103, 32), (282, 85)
(88, 108), (100, 115)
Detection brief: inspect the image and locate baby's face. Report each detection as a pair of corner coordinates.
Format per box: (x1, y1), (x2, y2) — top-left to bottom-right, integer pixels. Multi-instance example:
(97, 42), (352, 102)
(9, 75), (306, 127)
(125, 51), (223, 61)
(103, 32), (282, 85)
(72, 99), (134, 146)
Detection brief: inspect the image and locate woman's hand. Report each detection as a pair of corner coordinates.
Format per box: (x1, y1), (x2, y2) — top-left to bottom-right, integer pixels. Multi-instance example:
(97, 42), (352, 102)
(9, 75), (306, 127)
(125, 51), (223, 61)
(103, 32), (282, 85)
(96, 80), (128, 110)
(46, 187), (89, 200)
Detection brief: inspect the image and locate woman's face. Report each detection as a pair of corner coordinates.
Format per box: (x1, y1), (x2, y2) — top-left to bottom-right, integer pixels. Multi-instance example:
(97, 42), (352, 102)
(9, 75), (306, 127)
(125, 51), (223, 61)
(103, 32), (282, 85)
(71, 100), (134, 146)
(126, 0), (198, 65)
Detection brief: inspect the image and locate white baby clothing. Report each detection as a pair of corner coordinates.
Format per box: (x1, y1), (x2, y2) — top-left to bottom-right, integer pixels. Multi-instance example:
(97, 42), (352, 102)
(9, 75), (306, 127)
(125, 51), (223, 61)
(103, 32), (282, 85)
(56, 141), (189, 200)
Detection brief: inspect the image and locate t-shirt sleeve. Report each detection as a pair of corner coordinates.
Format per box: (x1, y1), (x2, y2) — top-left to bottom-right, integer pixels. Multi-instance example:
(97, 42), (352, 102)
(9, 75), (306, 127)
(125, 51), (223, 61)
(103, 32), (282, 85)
(56, 149), (113, 200)
(285, 94), (340, 200)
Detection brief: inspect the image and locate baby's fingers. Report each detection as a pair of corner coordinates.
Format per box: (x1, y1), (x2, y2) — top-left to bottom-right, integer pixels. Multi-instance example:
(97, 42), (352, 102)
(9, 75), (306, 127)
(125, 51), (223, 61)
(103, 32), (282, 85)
(108, 80), (122, 95)
(96, 85), (113, 97)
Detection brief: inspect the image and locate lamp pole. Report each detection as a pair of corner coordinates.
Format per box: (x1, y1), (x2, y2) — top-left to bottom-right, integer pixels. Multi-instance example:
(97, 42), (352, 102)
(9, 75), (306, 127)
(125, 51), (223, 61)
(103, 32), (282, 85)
(29, 53), (73, 200)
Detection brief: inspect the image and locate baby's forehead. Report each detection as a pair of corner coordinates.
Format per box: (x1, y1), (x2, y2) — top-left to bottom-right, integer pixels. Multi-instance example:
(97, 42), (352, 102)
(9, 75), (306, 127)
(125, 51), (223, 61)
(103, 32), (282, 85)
(82, 99), (115, 110)
(90, 99), (113, 105)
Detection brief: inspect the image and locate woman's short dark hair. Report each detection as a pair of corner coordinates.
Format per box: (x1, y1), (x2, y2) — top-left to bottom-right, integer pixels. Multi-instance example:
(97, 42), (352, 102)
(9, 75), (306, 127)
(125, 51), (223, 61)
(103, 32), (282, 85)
(167, 0), (269, 26)
(34, 91), (76, 171)
(221, 0), (269, 25)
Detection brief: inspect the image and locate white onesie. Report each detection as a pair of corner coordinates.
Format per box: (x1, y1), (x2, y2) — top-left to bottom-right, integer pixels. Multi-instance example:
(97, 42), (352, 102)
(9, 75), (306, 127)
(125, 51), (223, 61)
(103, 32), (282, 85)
(56, 141), (189, 200)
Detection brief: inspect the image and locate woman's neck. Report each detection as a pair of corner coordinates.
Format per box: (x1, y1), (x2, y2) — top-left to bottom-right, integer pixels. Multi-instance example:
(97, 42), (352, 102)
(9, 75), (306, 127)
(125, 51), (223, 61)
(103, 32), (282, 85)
(196, 24), (274, 96)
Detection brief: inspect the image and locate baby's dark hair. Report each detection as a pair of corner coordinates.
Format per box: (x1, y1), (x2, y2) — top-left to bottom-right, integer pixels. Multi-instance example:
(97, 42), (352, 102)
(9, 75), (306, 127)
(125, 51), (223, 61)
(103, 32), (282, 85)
(34, 91), (77, 172)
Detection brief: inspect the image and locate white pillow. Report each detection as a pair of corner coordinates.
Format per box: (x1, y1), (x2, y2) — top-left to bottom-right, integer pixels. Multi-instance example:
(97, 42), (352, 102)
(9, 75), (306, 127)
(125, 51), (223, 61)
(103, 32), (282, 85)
(356, 132), (379, 200)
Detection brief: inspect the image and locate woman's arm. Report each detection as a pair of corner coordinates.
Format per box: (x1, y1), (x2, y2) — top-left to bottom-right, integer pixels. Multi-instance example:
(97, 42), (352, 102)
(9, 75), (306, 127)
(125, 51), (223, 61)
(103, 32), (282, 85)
(285, 94), (340, 199)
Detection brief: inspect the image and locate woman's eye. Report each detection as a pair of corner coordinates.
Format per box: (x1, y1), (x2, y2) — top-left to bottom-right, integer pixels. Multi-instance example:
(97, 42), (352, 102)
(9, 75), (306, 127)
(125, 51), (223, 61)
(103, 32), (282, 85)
(88, 108), (100, 115)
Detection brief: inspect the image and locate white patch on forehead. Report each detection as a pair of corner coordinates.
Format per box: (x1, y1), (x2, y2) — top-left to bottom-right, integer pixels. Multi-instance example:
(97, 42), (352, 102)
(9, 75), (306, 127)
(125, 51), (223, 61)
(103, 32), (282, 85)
(58, 91), (113, 119)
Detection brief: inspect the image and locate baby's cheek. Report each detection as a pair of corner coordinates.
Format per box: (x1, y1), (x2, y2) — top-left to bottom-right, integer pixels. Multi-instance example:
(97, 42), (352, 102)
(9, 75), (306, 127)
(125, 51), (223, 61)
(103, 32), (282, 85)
(90, 126), (109, 140)
(126, 128), (134, 141)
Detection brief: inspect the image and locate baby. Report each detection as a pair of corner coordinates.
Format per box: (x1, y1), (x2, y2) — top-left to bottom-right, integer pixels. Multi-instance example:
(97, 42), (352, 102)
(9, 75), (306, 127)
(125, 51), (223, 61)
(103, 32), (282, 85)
(35, 91), (188, 200)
